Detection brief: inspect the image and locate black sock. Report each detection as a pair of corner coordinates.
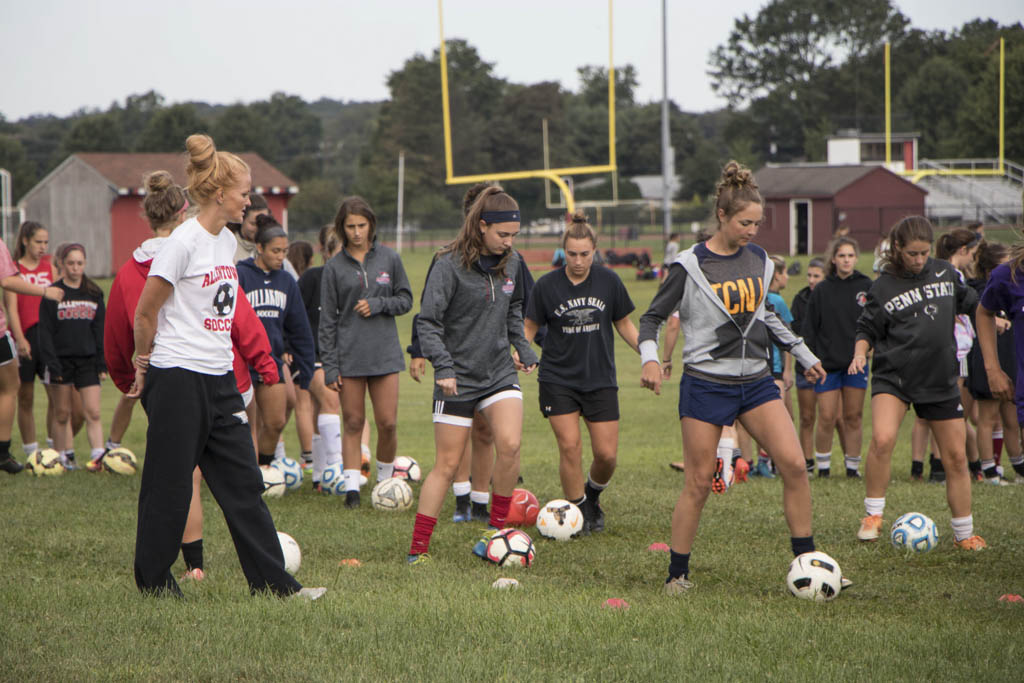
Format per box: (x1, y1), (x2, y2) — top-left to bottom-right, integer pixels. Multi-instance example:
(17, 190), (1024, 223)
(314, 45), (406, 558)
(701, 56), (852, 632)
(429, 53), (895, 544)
(258, 453), (275, 467)
(584, 480), (603, 504)
(1014, 462), (1024, 477)
(791, 535), (815, 557)
(301, 450), (313, 464)
(911, 460), (924, 477)
(181, 539), (203, 571)
(930, 454), (944, 473)
(569, 495), (585, 507)
(668, 550), (690, 580)
(0, 440), (10, 459)
(982, 462), (998, 478)
(455, 493), (469, 507)
(968, 459), (982, 476)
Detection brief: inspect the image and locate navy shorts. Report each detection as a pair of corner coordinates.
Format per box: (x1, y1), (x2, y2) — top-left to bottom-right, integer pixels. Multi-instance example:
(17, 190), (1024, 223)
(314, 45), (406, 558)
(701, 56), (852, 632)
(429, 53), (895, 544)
(679, 374), (780, 426)
(794, 372), (814, 391)
(814, 368), (868, 393)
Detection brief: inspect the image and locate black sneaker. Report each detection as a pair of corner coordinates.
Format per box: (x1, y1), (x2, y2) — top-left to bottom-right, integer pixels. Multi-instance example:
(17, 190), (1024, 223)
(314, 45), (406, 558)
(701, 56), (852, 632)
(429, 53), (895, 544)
(846, 469), (861, 479)
(805, 459), (814, 473)
(470, 502), (489, 522)
(928, 469), (946, 483)
(344, 491), (361, 508)
(0, 455), (24, 474)
(583, 499), (605, 533)
(453, 495), (471, 523)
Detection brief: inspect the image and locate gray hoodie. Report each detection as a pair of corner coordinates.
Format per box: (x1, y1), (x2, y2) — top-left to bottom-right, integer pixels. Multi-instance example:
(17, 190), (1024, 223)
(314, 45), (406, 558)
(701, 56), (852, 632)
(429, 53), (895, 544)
(319, 241), (412, 383)
(417, 250), (539, 402)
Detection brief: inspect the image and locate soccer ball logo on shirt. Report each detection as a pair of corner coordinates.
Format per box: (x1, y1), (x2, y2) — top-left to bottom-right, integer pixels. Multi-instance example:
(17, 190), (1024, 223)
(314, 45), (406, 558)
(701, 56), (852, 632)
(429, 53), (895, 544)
(502, 278), (515, 295)
(376, 271), (391, 285)
(213, 282), (235, 317)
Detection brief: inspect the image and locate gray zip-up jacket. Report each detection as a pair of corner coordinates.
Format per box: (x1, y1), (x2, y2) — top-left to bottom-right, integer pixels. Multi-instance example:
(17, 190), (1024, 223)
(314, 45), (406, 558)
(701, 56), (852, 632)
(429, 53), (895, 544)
(639, 243), (818, 383)
(319, 241), (412, 383)
(417, 250), (539, 402)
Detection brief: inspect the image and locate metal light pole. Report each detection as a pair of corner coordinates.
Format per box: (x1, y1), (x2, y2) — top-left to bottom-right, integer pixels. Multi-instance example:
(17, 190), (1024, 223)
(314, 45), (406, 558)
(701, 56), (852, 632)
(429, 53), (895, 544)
(396, 151), (405, 254)
(660, 0), (672, 240)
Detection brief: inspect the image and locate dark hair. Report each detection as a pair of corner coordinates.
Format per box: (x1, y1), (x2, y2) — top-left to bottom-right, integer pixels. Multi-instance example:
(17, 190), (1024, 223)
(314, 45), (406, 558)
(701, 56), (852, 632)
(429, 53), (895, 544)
(143, 170), (188, 231)
(58, 244), (103, 298)
(562, 209), (597, 249)
(243, 193), (269, 222)
(882, 216), (934, 275)
(440, 185), (519, 276)
(463, 182), (494, 217)
(966, 221), (983, 233)
(333, 196), (377, 248)
(807, 257), (826, 271)
(826, 236), (860, 276)
(253, 213), (287, 247)
(974, 240), (1009, 282)
(287, 241), (314, 276)
(184, 134), (249, 205)
(714, 160), (762, 225)
(14, 221), (47, 261)
(935, 228), (980, 260)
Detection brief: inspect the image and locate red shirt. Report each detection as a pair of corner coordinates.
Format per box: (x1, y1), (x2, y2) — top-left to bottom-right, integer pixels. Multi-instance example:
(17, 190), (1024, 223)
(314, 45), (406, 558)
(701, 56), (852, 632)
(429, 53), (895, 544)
(16, 256), (53, 331)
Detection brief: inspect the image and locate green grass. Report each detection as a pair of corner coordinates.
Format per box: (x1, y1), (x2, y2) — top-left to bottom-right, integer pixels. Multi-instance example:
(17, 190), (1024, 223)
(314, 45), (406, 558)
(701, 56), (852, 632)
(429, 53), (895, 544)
(1, 249), (1022, 682)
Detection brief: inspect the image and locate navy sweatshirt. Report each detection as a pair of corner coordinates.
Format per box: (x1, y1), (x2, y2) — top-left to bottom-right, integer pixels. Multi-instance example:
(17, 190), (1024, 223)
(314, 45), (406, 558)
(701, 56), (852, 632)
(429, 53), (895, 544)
(37, 279), (106, 379)
(801, 270), (873, 373)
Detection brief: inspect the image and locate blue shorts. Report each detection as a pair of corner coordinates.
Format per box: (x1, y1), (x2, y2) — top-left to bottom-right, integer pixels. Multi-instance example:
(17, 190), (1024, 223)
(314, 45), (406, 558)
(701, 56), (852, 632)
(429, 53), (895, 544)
(795, 373), (814, 391)
(678, 374), (780, 426)
(814, 368), (868, 393)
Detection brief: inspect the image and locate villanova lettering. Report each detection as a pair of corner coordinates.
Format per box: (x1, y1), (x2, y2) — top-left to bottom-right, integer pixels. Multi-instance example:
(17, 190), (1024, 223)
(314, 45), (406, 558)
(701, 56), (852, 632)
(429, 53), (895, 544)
(201, 265), (238, 288)
(710, 278), (764, 314)
(246, 288), (288, 312)
(884, 282), (955, 313)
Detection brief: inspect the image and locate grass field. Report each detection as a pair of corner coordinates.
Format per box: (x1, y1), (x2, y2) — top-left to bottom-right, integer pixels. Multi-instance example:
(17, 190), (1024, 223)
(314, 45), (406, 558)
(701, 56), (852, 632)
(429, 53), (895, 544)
(1, 248), (1022, 682)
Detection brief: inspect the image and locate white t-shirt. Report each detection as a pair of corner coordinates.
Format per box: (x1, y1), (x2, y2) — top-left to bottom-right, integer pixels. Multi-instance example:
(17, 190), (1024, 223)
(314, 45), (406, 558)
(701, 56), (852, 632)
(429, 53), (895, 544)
(149, 217), (238, 374)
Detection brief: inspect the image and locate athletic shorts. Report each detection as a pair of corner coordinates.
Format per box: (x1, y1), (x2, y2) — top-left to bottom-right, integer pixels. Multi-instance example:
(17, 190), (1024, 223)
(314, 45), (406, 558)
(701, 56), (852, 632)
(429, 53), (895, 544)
(433, 384), (522, 428)
(958, 357), (969, 379)
(0, 332), (16, 368)
(251, 357), (285, 386)
(679, 374), (780, 426)
(795, 372), (814, 391)
(241, 385), (254, 408)
(538, 382), (619, 422)
(16, 326), (45, 382)
(814, 368), (868, 393)
(872, 381), (964, 421)
(43, 355), (100, 389)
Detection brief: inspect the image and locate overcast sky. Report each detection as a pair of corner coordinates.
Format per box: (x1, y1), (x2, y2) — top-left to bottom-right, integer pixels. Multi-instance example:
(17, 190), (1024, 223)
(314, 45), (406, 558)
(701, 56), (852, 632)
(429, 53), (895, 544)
(2, 0), (1020, 121)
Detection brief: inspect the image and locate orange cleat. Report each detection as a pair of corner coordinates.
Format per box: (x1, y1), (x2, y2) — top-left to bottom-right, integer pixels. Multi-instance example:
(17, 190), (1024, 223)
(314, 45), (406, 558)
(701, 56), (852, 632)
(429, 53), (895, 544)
(857, 514), (883, 541)
(954, 535), (987, 551)
(733, 457), (750, 483)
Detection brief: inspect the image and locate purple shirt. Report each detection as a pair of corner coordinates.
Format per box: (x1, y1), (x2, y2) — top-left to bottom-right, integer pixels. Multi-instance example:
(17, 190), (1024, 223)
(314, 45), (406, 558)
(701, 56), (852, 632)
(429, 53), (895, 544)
(979, 262), (1024, 410)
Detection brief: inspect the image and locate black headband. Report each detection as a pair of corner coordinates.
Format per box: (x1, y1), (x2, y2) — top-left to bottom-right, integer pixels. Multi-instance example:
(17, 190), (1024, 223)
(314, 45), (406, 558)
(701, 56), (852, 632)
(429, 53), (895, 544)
(481, 210), (520, 224)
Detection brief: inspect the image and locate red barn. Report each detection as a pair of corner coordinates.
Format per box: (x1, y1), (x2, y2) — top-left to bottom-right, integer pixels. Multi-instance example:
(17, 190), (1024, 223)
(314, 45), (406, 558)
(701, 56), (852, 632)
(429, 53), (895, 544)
(18, 153), (298, 276)
(755, 165), (927, 256)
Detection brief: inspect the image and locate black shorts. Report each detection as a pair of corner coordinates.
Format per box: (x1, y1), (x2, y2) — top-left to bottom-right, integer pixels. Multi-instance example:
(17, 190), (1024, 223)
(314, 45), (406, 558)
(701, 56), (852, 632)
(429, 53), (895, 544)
(0, 332), (15, 368)
(538, 382), (619, 422)
(873, 381), (963, 421)
(17, 326), (45, 382)
(44, 356), (100, 389)
(432, 384), (522, 428)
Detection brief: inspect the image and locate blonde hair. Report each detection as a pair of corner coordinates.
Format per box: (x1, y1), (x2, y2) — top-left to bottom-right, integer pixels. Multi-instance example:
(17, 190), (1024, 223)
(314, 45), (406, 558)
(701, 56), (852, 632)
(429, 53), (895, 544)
(714, 160), (762, 225)
(562, 209), (597, 249)
(184, 134), (249, 204)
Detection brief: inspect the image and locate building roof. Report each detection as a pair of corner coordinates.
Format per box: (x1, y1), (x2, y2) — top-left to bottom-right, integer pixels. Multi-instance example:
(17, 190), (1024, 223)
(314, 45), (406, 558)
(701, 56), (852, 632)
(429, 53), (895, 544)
(73, 152), (298, 195)
(756, 164), (925, 198)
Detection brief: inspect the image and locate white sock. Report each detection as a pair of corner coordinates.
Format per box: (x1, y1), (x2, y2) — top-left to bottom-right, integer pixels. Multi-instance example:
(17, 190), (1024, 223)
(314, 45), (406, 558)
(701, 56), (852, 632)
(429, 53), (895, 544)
(453, 480), (471, 496)
(343, 468), (361, 492)
(361, 443), (372, 459)
(470, 490), (490, 505)
(586, 477), (608, 490)
(317, 414), (342, 467)
(981, 458), (996, 471)
(864, 497), (885, 517)
(22, 442), (37, 457)
(815, 451), (831, 470)
(274, 440), (286, 462)
(993, 428), (1004, 440)
(844, 454), (862, 471)
(951, 515), (974, 542)
(377, 461), (394, 481)
(716, 438), (734, 486)
(105, 438), (120, 450)
(46, 437), (54, 449)
(311, 434), (325, 483)
(90, 447), (104, 462)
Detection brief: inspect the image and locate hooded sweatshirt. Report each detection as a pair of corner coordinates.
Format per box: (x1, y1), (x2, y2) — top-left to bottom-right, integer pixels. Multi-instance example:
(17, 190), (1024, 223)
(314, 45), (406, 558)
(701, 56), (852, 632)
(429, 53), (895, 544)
(37, 279), (105, 378)
(105, 237), (278, 394)
(801, 270), (873, 373)
(418, 249), (539, 402)
(856, 257), (977, 403)
(318, 241), (412, 384)
(236, 257), (315, 389)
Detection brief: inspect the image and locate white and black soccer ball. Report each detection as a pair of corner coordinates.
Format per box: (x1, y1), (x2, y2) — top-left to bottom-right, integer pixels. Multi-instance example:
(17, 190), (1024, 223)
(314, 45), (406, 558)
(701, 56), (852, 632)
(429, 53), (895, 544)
(212, 282), (235, 316)
(890, 512), (939, 553)
(320, 462), (345, 495)
(102, 447), (138, 475)
(277, 531), (301, 574)
(371, 477), (414, 511)
(536, 499), (584, 541)
(485, 529), (536, 567)
(25, 449), (65, 476)
(787, 551), (842, 602)
(391, 456), (421, 483)
(261, 466), (286, 498)
(271, 457), (303, 492)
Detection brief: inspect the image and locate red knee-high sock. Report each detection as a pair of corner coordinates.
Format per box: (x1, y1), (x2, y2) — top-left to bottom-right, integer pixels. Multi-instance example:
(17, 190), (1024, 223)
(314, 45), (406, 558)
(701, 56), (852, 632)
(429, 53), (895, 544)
(489, 494), (512, 529)
(993, 436), (1003, 467)
(409, 513), (437, 555)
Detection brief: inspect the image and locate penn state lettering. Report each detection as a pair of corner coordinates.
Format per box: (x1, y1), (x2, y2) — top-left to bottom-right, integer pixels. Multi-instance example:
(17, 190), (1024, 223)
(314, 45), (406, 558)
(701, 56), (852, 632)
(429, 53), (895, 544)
(883, 281), (955, 313)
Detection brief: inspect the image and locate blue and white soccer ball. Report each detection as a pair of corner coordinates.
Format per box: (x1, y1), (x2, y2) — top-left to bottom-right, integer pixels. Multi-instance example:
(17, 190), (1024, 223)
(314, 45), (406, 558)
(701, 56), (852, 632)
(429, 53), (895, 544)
(271, 457), (303, 492)
(320, 462), (345, 495)
(890, 512), (939, 553)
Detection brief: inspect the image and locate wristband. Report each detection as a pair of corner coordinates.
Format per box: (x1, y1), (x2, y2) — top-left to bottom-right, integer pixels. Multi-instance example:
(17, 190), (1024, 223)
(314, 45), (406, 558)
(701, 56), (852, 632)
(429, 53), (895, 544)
(662, 359), (672, 364)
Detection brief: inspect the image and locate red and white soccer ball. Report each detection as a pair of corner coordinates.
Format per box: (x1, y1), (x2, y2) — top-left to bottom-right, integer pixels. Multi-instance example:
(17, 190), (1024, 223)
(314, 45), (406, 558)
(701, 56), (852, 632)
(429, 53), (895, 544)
(506, 488), (540, 527)
(392, 456), (421, 483)
(485, 529), (536, 568)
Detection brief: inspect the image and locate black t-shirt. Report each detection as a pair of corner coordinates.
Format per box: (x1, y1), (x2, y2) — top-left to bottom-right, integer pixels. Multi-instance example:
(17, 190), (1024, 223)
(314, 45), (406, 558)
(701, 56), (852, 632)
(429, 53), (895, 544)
(693, 241), (765, 331)
(526, 264), (634, 391)
(298, 265), (324, 357)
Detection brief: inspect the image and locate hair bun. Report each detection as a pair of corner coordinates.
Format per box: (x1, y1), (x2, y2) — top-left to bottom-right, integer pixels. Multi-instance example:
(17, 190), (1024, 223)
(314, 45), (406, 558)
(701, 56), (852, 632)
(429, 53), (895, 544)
(570, 210), (588, 224)
(254, 212), (279, 230)
(185, 134), (216, 173)
(145, 170), (174, 194)
(720, 160), (756, 190)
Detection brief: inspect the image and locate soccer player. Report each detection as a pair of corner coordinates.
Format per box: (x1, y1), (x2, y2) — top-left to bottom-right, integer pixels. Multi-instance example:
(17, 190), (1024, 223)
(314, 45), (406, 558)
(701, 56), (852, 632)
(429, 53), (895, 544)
(319, 197), (412, 507)
(638, 161), (827, 594)
(129, 133), (322, 599)
(851, 216), (985, 550)
(407, 186), (538, 563)
(524, 210), (638, 533)
(801, 237), (871, 479)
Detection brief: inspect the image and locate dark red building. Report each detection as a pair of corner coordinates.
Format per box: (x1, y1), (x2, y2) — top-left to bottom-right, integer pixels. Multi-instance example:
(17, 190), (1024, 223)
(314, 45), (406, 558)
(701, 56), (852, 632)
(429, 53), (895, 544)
(755, 165), (927, 256)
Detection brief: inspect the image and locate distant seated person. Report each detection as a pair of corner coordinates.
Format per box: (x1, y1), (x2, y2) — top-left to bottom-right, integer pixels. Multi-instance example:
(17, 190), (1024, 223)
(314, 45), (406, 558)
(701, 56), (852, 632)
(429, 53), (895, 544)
(551, 247), (566, 268)
(604, 249), (649, 267)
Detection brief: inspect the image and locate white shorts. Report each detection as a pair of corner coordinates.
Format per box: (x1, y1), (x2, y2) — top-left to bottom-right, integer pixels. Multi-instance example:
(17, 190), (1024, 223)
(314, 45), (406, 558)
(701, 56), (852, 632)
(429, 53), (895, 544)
(432, 384), (522, 428)
(241, 385), (255, 408)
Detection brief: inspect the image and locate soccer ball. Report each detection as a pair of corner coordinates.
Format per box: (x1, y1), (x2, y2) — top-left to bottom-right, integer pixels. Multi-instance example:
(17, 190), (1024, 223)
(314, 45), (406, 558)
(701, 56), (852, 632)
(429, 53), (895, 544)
(890, 512), (939, 553)
(277, 532), (301, 574)
(392, 456), (421, 483)
(102, 447), (138, 475)
(371, 477), (414, 511)
(506, 488), (539, 527)
(484, 528), (536, 567)
(261, 466), (286, 498)
(787, 551), (843, 602)
(320, 462), (345, 495)
(536, 499), (584, 541)
(26, 449), (65, 476)
(271, 457), (303, 491)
